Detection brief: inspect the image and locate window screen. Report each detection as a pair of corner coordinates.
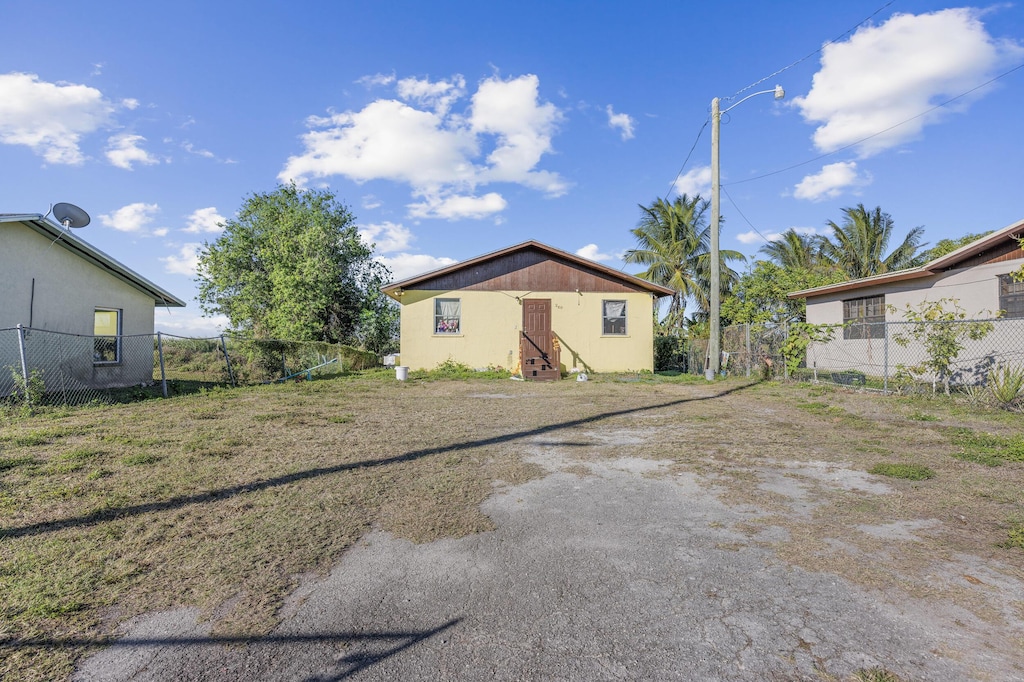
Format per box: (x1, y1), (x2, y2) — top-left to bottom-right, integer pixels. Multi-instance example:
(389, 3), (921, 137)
(602, 300), (627, 335)
(842, 295), (884, 340)
(94, 309), (121, 363)
(998, 274), (1024, 319)
(434, 298), (461, 334)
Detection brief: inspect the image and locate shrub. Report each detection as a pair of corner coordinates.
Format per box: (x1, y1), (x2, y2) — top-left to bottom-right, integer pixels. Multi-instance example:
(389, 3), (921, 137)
(987, 363), (1024, 410)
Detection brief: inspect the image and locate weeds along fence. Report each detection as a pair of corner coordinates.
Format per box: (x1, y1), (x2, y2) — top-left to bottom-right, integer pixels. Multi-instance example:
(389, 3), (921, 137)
(687, 317), (1024, 392)
(686, 324), (790, 380)
(0, 325), (380, 408)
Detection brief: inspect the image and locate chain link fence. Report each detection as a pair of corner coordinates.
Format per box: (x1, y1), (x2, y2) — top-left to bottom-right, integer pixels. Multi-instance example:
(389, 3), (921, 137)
(685, 317), (1024, 393)
(801, 317), (1024, 393)
(0, 326), (381, 408)
(686, 324), (789, 380)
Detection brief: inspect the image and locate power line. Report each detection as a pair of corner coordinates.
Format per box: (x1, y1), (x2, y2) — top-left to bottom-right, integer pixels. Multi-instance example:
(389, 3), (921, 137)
(727, 1), (897, 101)
(727, 61), (1024, 187)
(721, 185), (774, 247)
(662, 117), (709, 201)
(662, 1), (899, 202)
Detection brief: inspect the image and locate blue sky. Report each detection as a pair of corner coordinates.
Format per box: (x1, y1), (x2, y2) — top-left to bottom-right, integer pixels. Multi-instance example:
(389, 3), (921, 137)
(2, 1), (1022, 335)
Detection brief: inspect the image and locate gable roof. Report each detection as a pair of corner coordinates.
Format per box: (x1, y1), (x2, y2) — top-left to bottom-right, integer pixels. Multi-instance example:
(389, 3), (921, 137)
(1, 214), (187, 307)
(788, 216), (1024, 300)
(381, 240), (675, 299)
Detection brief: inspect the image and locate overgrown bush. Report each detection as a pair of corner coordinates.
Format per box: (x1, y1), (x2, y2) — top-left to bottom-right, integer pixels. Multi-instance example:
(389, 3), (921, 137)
(654, 333), (687, 371)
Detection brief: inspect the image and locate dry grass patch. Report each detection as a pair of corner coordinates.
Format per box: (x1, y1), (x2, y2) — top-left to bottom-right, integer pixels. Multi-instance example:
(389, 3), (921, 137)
(1, 374), (1022, 680)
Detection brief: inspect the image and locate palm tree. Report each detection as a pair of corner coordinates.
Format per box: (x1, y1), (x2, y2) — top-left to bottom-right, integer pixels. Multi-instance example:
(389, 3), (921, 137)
(624, 195), (744, 329)
(820, 204), (926, 280)
(759, 229), (825, 271)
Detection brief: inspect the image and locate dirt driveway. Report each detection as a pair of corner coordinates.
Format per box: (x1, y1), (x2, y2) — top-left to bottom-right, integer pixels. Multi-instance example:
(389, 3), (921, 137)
(73, 380), (1024, 681)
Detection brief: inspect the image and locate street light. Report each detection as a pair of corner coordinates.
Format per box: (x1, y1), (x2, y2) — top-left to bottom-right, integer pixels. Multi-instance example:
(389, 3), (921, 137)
(705, 84), (785, 381)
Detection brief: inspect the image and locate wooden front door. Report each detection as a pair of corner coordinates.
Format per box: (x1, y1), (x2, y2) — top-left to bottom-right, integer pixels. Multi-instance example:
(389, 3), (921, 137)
(521, 298), (559, 381)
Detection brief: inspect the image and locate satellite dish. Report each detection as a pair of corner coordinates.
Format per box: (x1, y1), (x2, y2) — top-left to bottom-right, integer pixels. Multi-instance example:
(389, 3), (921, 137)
(52, 202), (90, 229)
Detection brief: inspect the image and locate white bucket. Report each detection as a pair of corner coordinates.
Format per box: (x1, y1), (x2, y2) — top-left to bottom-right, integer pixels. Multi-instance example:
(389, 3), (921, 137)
(395, 366), (409, 381)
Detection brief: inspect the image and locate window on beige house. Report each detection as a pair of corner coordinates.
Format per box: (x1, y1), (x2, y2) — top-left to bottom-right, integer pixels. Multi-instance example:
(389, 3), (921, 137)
(998, 274), (1024, 318)
(842, 295), (884, 340)
(94, 308), (121, 364)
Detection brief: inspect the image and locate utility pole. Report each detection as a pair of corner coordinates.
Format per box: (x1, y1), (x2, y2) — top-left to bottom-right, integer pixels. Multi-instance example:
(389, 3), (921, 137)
(706, 97), (722, 381)
(705, 85), (784, 381)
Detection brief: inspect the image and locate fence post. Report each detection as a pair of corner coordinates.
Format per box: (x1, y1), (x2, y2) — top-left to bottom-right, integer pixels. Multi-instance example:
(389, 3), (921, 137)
(157, 332), (168, 398)
(745, 323), (751, 378)
(220, 335), (236, 387)
(883, 321), (889, 395)
(16, 324), (31, 403)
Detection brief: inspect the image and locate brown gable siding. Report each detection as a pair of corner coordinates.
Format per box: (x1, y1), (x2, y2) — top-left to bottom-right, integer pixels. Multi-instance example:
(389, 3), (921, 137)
(407, 249), (647, 293)
(941, 240), (1024, 271)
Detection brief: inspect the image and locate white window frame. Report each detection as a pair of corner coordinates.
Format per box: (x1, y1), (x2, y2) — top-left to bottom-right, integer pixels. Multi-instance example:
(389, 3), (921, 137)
(602, 299), (628, 336)
(434, 298), (461, 335)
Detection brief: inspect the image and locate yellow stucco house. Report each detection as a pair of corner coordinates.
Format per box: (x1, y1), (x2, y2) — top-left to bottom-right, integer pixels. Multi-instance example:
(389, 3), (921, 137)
(382, 241), (674, 380)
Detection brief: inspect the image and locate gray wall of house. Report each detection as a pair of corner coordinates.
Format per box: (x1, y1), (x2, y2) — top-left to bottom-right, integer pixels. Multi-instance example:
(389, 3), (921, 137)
(804, 259), (1023, 378)
(1, 221), (158, 389)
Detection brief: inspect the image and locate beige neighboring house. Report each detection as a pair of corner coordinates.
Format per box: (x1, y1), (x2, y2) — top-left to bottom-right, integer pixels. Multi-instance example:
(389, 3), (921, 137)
(382, 241), (674, 380)
(1, 213), (186, 391)
(789, 217), (1024, 379)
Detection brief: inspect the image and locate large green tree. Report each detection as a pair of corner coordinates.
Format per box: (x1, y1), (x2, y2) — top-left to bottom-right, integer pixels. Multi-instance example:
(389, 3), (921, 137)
(623, 195), (744, 329)
(820, 204), (926, 279)
(196, 184), (391, 344)
(918, 231), (992, 262)
(721, 261), (845, 326)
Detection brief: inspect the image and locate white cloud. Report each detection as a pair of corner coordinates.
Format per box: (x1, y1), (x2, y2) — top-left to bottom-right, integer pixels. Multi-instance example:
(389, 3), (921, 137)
(161, 242), (203, 276)
(183, 207), (226, 234)
(99, 202), (160, 232)
(736, 231), (768, 245)
(378, 253), (458, 281)
(105, 133), (159, 169)
(279, 73), (566, 219)
(793, 161), (872, 201)
(357, 72), (396, 88)
(152, 228), (169, 237)
(407, 192), (507, 220)
(0, 72), (114, 164)
(362, 194), (382, 210)
(737, 226), (820, 245)
(154, 309), (229, 337)
(605, 105), (635, 140)
(121, 98), (140, 110)
(673, 165), (712, 197)
(280, 99), (478, 189)
(396, 75), (466, 115)
(359, 221), (413, 253)
(470, 75), (566, 194)
(182, 141), (215, 158)
(794, 8), (1024, 156)
(576, 243), (612, 262)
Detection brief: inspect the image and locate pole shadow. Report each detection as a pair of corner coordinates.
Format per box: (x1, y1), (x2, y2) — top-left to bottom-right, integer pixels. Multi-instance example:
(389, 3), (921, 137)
(2, 619), (460, 681)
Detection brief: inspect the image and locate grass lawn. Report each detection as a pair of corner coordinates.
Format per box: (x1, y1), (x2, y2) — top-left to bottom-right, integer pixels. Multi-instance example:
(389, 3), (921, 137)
(1, 371), (1022, 680)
